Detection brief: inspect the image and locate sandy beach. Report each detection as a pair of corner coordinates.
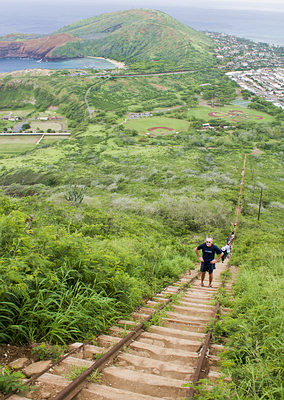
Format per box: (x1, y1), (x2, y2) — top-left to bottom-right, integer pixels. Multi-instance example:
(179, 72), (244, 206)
(89, 57), (126, 69)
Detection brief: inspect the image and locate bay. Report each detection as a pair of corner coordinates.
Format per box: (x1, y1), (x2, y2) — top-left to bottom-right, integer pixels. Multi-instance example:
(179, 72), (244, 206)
(0, 57), (116, 73)
(0, 2), (283, 74)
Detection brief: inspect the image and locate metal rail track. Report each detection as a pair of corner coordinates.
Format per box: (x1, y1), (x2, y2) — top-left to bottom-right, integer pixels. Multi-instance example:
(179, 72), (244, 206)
(186, 152), (247, 397)
(52, 271), (200, 400)
(1, 269), (200, 400)
(52, 265), (232, 400)
(186, 268), (230, 398)
(0, 155), (246, 400)
(2, 265), (234, 400)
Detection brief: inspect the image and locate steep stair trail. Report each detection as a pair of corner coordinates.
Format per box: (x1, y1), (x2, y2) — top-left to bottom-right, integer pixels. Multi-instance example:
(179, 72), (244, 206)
(3, 264), (233, 400)
(2, 154), (247, 400)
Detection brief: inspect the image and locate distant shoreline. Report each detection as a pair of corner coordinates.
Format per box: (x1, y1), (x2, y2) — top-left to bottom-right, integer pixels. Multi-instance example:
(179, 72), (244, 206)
(88, 56), (126, 69)
(0, 56), (125, 74)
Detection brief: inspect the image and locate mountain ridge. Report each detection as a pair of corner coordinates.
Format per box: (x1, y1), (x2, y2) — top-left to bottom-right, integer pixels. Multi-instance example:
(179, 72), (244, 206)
(53, 9), (214, 68)
(0, 9), (215, 70)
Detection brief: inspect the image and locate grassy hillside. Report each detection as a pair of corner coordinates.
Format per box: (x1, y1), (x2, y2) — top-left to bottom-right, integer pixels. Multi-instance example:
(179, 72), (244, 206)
(0, 58), (283, 398)
(0, 68), (237, 125)
(53, 9), (215, 70)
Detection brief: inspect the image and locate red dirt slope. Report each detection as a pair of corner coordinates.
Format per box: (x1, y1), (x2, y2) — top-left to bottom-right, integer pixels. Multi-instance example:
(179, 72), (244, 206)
(0, 33), (80, 59)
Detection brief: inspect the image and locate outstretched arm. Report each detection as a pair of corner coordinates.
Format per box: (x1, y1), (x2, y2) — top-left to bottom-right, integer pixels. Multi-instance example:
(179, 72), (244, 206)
(194, 247), (204, 262)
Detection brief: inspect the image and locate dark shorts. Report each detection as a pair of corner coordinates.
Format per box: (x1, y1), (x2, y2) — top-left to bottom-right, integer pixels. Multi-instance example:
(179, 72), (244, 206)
(200, 262), (215, 274)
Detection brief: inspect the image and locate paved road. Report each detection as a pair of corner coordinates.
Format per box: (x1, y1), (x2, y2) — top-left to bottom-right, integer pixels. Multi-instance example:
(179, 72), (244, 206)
(84, 69), (194, 118)
(91, 69), (195, 80)
(13, 121), (26, 132)
(84, 77), (111, 119)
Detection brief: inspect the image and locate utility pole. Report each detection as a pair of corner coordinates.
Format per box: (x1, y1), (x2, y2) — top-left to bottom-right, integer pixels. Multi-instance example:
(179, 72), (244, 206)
(257, 188), (263, 221)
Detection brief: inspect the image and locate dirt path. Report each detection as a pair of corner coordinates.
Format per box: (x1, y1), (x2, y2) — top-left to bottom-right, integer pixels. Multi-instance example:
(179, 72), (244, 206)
(236, 153), (247, 220)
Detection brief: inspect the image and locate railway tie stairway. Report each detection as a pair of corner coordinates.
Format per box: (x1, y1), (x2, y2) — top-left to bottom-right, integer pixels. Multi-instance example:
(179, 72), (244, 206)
(3, 153), (246, 400)
(6, 263), (233, 400)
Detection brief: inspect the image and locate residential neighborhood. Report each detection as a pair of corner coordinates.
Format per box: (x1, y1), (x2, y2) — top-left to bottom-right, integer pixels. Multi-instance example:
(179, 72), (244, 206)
(206, 31), (283, 71)
(226, 68), (284, 109)
(205, 32), (284, 109)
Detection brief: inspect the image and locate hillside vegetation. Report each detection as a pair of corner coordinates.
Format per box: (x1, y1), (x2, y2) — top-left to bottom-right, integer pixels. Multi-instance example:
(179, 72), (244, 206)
(0, 18), (283, 397)
(0, 9), (215, 70)
(53, 9), (215, 70)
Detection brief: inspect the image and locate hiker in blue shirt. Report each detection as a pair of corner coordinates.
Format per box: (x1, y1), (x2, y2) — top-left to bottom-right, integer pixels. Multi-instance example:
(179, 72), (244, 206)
(194, 237), (223, 287)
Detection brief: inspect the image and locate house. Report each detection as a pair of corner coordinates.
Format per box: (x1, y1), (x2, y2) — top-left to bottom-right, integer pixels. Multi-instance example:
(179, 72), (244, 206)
(201, 123), (214, 130)
(129, 112), (153, 119)
(2, 114), (20, 121)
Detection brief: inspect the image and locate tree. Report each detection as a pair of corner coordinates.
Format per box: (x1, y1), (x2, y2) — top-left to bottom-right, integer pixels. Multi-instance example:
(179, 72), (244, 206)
(22, 123), (31, 131)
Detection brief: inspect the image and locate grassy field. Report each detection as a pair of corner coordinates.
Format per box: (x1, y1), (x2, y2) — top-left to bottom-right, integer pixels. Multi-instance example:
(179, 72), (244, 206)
(0, 136), (41, 144)
(0, 136), (39, 155)
(0, 144), (36, 155)
(187, 104), (274, 123)
(0, 145), (65, 168)
(0, 134), (69, 148)
(0, 109), (33, 118)
(124, 116), (189, 134)
(30, 121), (64, 131)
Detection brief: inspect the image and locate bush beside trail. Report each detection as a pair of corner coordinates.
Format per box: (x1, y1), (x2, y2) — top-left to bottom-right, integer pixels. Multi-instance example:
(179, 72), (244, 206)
(0, 196), (195, 344)
(206, 152), (284, 400)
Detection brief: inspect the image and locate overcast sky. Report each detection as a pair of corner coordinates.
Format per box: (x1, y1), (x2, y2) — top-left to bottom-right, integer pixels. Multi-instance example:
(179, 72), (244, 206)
(1, 0), (284, 45)
(92, 0), (284, 12)
(1, 0), (284, 12)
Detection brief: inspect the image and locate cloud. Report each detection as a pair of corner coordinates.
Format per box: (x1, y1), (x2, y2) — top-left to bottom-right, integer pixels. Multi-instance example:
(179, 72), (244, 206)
(87, 0), (284, 12)
(4, 0), (284, 13)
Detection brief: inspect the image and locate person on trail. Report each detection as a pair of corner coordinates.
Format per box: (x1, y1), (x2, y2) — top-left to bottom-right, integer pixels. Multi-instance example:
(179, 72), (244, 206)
(194, 237), (223, 287)
(221, 243), (230, 263)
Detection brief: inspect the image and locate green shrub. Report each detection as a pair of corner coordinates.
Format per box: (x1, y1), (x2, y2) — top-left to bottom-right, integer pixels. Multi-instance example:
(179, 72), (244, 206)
(0, 365), (27, 394)
(32, 342), (68, 362)
(64, 185), (86, 205)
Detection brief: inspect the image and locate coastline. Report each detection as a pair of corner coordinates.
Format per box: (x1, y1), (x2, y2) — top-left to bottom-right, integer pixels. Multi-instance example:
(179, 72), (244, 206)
(88, 56), (126, 69)
(0, 56), (127, 74)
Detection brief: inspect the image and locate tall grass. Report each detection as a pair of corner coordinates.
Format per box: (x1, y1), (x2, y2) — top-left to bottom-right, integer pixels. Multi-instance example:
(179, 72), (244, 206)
(1, 269), (121, 343)
(207, 256), (283, 399)
(208, 230), (283, 399)
(0, 196), (197, 344)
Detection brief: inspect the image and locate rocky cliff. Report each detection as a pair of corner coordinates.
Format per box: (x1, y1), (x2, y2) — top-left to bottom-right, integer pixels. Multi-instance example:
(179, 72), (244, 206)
(0, 33), (80, 59)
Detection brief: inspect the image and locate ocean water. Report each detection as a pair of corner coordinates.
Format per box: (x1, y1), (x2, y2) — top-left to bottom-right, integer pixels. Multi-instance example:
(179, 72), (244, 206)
(0, 2), (283, 73)
(0, 0), (284, 46)
(1, 2), (283, 46)
(0, 57), (116, 73)
(165, 7), (284, 46)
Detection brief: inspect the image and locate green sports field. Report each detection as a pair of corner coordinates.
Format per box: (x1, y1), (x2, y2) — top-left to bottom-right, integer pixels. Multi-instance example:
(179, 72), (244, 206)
(187, 105), (274, 123)
(124, 116), (189, 134)
(0, 134), (69, 156)
(30, 121), (64, 132)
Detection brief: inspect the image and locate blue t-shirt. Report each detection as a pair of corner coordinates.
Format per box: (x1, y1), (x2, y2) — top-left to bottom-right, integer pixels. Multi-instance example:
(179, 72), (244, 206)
(197, 243), (222, 263)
